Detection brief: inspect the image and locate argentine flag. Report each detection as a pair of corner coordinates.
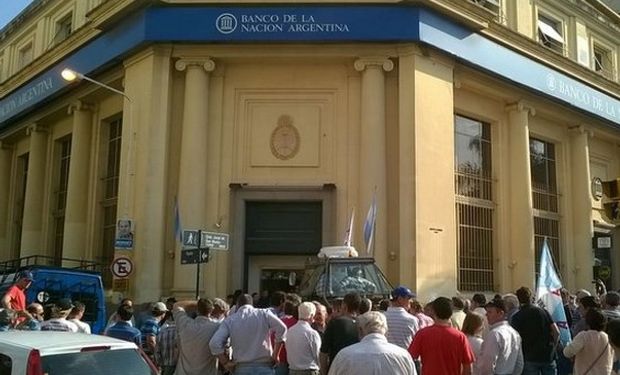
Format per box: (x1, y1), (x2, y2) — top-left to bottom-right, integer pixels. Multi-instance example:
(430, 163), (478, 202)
(536, 238), (571, 346)
(363, 193), (377, 255)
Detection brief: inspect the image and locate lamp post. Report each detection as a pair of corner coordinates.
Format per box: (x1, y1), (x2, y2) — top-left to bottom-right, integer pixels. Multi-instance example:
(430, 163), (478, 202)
(60, 67), (134, 218)
(61, 68), (131, 101)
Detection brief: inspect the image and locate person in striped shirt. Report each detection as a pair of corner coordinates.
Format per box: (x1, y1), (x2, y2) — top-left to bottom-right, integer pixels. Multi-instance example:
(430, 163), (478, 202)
(384, 286), (420, 349)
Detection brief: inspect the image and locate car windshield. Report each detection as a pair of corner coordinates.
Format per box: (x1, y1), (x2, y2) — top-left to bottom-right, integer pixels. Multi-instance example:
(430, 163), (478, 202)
(42, 348), (155, 375)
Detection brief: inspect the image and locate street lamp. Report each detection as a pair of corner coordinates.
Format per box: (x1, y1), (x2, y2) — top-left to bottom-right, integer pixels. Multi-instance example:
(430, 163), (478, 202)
(61, 68), (131, 101)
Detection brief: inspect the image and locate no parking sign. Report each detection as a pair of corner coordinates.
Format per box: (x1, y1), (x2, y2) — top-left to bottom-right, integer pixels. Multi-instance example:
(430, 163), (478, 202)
(111, 256), (134, 279)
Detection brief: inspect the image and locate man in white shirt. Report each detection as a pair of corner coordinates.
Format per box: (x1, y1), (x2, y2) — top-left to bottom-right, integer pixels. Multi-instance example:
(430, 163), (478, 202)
(286, 302), (321, 375)
(67, 301), (91, 334)
(477, 298), (523, 375)
(41, 298), (79, 332)
(384, 286), (419, 349)
(328, 311), (416, 375)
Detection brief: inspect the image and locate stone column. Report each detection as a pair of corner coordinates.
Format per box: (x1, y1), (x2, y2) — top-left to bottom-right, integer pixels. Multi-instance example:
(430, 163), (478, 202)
(173, 58), (215, 297)
(354, 57), (393, 272)
(506, 102), (536, 289)
(63, 101), (94, 261)
(21, 124), (48, 256)
(569, 126), (593, 289)
(0, 142), (13, 257)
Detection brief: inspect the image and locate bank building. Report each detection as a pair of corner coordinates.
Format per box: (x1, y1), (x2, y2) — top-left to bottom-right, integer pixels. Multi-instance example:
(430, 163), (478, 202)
(0, 0), (619, 304)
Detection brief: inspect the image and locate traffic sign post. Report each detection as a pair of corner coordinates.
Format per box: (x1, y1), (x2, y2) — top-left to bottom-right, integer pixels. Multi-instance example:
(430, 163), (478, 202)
(181, 229), (229, 299)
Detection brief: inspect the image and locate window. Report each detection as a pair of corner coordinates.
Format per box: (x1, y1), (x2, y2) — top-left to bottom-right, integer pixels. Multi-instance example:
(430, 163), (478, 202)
(53, 13), (73, 45)
(101, 118), (122, 287)
(529, 137), (561, 273)
(537, 14), (565, 54)
(0, 353), (12, 374)
(18, 42), (33, 69)
(470, 0), (501, 15)
(0, 56), (4, 81)
(454, 115), (494, 291)
(593, 44), (615, 80)
(53, 137), (71, 263)
(12, 154), (28, 256)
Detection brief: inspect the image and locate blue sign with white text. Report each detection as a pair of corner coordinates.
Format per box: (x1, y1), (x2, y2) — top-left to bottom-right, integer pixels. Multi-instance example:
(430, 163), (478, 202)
(0, 5), (619, 130)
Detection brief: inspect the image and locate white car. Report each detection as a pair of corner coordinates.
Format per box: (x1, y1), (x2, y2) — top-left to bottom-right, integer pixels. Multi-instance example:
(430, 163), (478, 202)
(0, 331), (158, 374)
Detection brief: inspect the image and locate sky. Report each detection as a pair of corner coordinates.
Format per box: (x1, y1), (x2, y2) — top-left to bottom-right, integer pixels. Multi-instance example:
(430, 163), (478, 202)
(0, 0), (34, 31)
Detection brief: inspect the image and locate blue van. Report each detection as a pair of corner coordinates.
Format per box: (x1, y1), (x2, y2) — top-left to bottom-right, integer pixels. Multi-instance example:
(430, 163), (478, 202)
(0, 257), (107, 334)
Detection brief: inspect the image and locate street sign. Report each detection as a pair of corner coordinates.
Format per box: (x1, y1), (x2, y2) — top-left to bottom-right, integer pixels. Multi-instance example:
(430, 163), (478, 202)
(200, 231), (230, 250)
(182, 230), (200, 249)
(111, 256), (134, 279)
(181, 248), (210, 265)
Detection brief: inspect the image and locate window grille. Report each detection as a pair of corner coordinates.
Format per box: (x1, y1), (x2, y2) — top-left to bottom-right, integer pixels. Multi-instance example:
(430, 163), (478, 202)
(530, 137), (561, 274)
(53, 137), (71, 263)
(100, 118), (122, 287)
(455, 115), (494, 291)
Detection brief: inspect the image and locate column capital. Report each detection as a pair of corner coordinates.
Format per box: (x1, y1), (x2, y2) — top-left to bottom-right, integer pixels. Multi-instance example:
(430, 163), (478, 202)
(25, 124), (48, 135)
(568, 124), (594, 138)
(67, 100), (96, 115)
(175, 58), (215, 72)
(505, 100), (536, 117)
(354, 57), (394, 73)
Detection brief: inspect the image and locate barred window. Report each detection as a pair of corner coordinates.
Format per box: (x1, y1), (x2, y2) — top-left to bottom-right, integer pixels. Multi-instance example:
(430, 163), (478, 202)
(12, 154), (29, 256)
(455, 115), (494, 291)
(101, 118), (122, 287)
(53, 137), (71, 263)
(530, 137), (561, 272)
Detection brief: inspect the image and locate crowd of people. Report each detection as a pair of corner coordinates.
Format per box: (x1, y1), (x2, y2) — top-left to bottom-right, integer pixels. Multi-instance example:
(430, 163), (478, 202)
(4, 269), (620, 375)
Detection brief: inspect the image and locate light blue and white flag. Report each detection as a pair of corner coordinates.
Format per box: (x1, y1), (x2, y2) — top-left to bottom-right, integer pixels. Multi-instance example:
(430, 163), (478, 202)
(363, 192), (377, 255)
(343, 208), (355, 247)
(536, 238), (571, 346)
(174, 196), (182, 244)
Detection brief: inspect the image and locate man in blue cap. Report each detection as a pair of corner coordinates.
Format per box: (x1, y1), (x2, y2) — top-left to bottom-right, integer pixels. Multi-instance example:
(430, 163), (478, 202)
(1, 270), (33, 314)
(385, 286), (420, 350)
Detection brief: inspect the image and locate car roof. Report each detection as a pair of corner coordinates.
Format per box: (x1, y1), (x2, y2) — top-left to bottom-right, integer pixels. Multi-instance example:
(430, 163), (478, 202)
(0, 332), (137, 355)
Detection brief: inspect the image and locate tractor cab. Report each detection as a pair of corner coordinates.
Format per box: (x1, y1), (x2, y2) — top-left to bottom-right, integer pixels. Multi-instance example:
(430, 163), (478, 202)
(298, 246), (392, 304)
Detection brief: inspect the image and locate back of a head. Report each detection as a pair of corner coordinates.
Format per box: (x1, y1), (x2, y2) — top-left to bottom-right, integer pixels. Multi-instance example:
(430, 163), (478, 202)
(472, 293), (486, 306)
(502, 294), (519, 311)
(359, 298), (372, 314)
(452, 296), (465, 310)
(357, 311), (388, 336)
(284, 300), (299, 318)
(197, 298), (214, 316)
(68, 301), (85, 318)
(378, 299), (390, 312)
(586, 308), (607, 331)
(516, 287), (532, 304)
(237, 294), (253, 307)
(461, 312), (484, 336)
(606, 291), (620, 308)
(431, 297), (453, 320)
(343, 292), (362, 314)
(298, 302), (316, 320)
(213, 298), (229, 313)
(118, 304), (134, 321)
(580, 295), (600, 309)
(270, 291), (286, 307)
(0, 309), (15, 325)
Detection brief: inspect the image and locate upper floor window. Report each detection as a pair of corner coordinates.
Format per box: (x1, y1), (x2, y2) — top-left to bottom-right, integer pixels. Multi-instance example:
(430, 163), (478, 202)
(18, 43), (33, 69)
(530, 138), (558, 212)
(593, 43), (615, 81)
(53, 13), (73, 45)
(0, 56), (4, 81)
(470, 0), (501, 15)
(537, 14), (565, 54)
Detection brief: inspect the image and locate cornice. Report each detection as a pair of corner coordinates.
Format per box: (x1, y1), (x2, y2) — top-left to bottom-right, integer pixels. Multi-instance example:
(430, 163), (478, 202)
(481, 16), (620, 100)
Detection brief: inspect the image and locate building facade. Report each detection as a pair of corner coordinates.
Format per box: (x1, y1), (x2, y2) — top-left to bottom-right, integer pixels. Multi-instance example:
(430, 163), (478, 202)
(0, 0), (619, 303)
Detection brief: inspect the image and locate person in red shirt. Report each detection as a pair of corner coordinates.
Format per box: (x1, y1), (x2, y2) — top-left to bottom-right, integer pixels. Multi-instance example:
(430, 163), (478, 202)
(1, 271), (33, 313)
(409, 296), (474, 375)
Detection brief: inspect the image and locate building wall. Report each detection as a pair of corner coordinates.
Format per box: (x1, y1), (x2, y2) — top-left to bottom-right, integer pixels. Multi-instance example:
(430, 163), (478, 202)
(0, 0), (619, 303)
